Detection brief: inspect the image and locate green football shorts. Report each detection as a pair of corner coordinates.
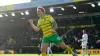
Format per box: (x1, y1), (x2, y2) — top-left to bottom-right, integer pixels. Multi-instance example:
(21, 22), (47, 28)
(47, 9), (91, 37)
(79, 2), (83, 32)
(42, 33), (63, 45)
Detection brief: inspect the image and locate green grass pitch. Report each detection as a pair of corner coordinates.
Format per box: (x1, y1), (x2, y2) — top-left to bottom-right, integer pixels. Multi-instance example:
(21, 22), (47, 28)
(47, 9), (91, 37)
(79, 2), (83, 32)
(0, 54), (100, 56)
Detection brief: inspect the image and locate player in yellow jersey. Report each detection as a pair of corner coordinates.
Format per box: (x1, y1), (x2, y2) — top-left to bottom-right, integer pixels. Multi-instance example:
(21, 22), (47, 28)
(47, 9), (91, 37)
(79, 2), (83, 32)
(28, 6), (78, 56)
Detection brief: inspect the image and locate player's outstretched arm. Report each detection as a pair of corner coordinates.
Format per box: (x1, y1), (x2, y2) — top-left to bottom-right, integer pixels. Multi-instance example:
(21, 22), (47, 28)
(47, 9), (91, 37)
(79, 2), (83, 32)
(28, 19), (40, 32)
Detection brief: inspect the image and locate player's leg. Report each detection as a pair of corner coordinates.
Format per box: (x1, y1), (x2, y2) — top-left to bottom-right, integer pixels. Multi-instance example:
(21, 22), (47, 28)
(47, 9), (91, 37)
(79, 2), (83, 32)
(41, 38), (49, 56)
(58, 42), (77, 56)
(82, 48), (85, 56)
(49, 47), (53, 56)
(41, 43), (49, 56)
(37, 44), (41, 55)
(47, 45), (53, 56)
(38, 47), (41, 55)
(83, 44), (90, 56)
(50, 33), (77, 56)
(47, 47), (50, 56)
(82, 43), (86, 56)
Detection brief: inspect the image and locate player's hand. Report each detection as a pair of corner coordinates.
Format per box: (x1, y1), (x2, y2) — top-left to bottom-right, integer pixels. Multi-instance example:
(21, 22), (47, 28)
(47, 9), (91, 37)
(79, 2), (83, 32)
(28, 19), (33, 24)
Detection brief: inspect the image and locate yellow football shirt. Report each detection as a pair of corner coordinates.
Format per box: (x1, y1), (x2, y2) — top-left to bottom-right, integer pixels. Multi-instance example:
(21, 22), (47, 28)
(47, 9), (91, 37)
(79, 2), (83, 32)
(37, 14), (55, 37)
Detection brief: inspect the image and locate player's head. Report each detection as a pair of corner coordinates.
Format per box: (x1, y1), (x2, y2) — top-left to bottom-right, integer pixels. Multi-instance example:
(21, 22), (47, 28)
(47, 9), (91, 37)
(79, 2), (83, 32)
(37, 6), (45, 17)
(82, 30), (86, 34)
